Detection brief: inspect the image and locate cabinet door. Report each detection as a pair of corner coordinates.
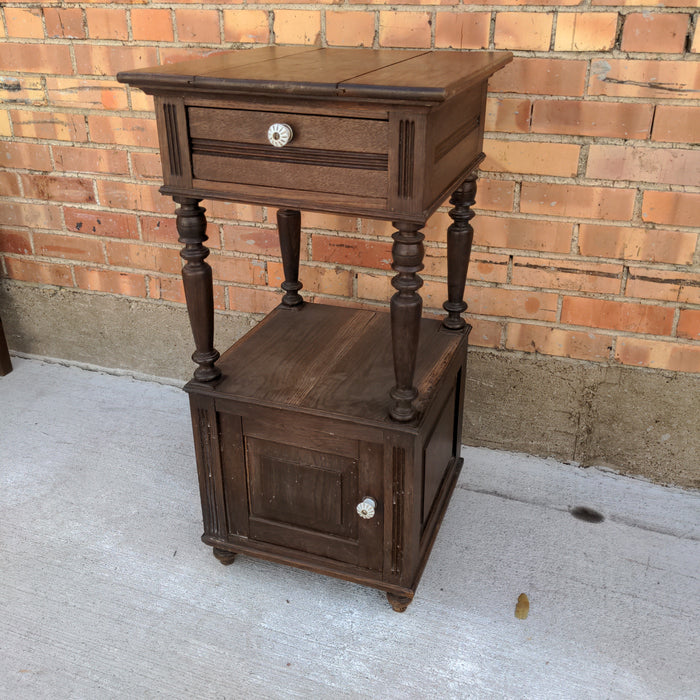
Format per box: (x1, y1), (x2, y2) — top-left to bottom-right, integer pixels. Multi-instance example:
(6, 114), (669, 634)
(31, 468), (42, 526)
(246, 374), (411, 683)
(218, 410), (384, 572)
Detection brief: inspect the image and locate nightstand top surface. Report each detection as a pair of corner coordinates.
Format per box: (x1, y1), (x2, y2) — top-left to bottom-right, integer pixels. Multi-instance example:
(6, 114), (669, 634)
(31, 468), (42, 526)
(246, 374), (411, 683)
(117, 46), (512, 102)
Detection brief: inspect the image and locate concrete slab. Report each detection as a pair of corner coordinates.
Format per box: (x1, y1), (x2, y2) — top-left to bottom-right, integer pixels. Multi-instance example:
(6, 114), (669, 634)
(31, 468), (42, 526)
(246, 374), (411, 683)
(1, 358), (698, 699)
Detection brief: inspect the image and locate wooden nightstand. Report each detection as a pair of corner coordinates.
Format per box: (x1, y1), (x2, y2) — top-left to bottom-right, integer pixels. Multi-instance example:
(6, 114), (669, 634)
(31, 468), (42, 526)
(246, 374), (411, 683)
(118, 47), (511, 611)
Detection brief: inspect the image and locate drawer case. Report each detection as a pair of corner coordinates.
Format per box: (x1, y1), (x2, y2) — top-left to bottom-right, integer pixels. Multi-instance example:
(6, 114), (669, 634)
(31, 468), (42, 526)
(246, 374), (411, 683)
(186, 304), (469, 605)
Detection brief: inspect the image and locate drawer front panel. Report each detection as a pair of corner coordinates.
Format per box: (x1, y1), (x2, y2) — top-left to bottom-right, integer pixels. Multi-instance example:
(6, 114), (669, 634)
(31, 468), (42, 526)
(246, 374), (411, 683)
(187, 107), (389, 199)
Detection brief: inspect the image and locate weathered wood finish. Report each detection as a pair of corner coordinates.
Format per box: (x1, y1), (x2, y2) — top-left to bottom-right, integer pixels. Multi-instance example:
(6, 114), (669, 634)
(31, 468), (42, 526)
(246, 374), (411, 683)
(443, 173), (477, 331)
(0, 316), (12, 376)
(175, 197), (220, 383)
(117, 47), (512, 609)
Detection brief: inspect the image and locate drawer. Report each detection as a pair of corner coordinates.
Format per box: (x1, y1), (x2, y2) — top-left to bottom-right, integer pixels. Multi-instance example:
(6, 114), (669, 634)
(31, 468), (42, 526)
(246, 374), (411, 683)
(187, 107), (389, 198)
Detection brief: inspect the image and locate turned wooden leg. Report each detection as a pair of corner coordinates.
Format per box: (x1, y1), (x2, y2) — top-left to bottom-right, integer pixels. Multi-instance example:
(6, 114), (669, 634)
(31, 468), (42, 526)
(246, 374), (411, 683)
(277, 208), (303, 308)
(175, 197), (221, 383)
(386, 592), (413, 612)
(212, 547), (236, 565)
(443, 172), (477, 331)
(389, 221), (425, 423)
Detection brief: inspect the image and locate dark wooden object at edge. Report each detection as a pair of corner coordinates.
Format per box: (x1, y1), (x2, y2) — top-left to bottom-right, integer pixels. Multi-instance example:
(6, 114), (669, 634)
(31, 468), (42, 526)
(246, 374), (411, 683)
(0, 316), (12, 376)
(117, 47), (511, 611)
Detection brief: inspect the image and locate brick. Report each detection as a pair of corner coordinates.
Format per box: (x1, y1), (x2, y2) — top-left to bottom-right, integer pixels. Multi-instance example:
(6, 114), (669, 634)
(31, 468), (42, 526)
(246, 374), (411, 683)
(274, 10), (321, 45)
(506, 323), (611, 361)
(445, 284), (558, 321)
(589, 59), (700, 99)
(586, 145), (700, 187)
(677, 309), (700, 341)
(531, 100), (653, 139)
(105, 241), (181, 275)
(269, 262), (353, 297)
(176, 10), (221, 43)
(11, 111), (88, 142)
(429, 214), (573, 253)
(435, 12), (491, 50)
(0, 228), (32, 255)
(131, 9), (174, 42)
(474, 179), (516, 212)
(578, 224), (697, 265)
(130, 152), (162, 180)
(33, 232), (104, 264)
(484, 98), (532, 133)
(642, 191), (700, 228)
(65, 208), (140, 239)
(378, 11), (431, 48)
(625, 267), (700, 305)
(214, 255), (267, 285)
(303, 212), (359, 232)
(326, 12), (375, 47)
(128, 89), (154, 113)
(44, 8), (85, 39)
(615, 338), (700, 373)
(0, 111), (11, 137)
(489, 58), (587, 97)
(228, 285), (280, 314)
(0, 142), (52, 171)
(593, 0), (696, 6)
(521, 183), (635, 221)
(74, 45), (158, 77)
(482, 139), (580, 177)
(0, 44), (72, 75)
(463, 317), (503, 349)
(467, 0), (581, 5)
(96, 180), (171, 215)
(74, 267), (146, 297)
(0, 171), (21, 196)
(652, 105), (700, 143)
(46, 78), (129, 111)
(86, 8), (128, 40)
(621, 13), (689, 53)
(356, 271), (392, 301)
(0, 201), (63, 230)
(21, 174), (96, 204)
(561, 297), (674, 335)
(554, 12), (618, 51)
(222, 225), (283, 255)
(4, 258), (73, 287)
(223, 10), (269, 44)
(87, 115), (158, 148)
(208, 201), (263, 222)
(495, 12), (554, 51)
(54, 145), (129, 176)
(5, 8), (44, 39)
(312, 235), (391, 269)
(149, 276), (226, 309)
(0, 76), (46, 107)
(425, 251), (509, 284)
(159, 48), (211, 65)
(512, 257), (623, 294)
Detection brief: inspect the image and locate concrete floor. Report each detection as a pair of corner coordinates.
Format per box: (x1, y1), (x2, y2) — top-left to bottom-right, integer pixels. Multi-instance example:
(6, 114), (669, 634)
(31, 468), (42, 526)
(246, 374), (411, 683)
(0, 356), (698, 699)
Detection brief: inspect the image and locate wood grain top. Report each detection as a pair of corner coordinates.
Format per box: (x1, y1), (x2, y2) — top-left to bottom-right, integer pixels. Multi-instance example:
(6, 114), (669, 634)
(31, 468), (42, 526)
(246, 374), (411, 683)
(117, 47), (512, 102)
(196, 302), (468, 429)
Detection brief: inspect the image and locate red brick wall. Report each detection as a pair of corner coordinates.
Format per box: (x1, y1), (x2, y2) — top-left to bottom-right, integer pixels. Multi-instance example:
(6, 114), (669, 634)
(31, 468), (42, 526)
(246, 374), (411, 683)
(1, 3), (698, 374)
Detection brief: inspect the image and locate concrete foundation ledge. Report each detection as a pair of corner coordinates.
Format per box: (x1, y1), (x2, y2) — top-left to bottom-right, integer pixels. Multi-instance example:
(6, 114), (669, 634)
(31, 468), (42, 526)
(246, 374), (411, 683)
(2, 279), (698, 489)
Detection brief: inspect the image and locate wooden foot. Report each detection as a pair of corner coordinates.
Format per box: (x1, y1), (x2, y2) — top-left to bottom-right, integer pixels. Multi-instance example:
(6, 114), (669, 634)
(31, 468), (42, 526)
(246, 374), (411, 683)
(212, 547), (237, 565)
(175, 197), (221, 383)
(386, 592), (413, 613)
(389, 221), (425, 422)
(442, 172), (477, 331)
(277, 208), (304, 307)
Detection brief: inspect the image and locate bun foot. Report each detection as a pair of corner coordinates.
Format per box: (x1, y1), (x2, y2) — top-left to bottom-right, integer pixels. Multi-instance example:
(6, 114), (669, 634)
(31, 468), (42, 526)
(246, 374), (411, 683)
(213, 547), (237, 565)
(386, 592), (413, 612)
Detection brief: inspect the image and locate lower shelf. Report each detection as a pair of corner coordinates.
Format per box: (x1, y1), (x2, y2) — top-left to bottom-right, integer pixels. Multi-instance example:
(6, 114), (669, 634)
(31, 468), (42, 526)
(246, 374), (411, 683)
(186, 302), (470, 609)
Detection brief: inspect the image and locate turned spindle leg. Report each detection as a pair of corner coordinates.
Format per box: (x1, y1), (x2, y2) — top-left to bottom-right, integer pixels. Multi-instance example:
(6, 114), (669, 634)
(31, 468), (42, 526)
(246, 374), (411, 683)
(443, 173), (477, 331)
(175, 196), (221, 383)
(389, 221), (425, 423)
(277, 208), (303, 307)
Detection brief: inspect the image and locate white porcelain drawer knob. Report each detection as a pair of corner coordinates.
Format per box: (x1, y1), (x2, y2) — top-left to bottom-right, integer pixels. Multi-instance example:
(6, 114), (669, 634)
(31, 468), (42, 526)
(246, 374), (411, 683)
(267, 123), (293, 148)
(356, 497), (377, 520)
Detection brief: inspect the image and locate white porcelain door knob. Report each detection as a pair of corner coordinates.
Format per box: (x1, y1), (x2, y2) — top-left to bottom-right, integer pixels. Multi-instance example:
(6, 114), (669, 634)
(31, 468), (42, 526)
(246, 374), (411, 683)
(356, 497), (377, 520)
(267, 123), (293, 148)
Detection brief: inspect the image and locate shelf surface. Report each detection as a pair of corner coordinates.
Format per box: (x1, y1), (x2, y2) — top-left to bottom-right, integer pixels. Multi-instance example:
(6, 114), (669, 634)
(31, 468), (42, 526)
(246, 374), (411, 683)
(197, 302), (468, 426)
